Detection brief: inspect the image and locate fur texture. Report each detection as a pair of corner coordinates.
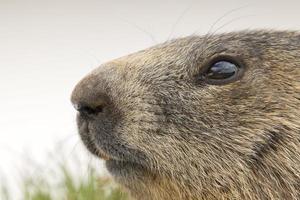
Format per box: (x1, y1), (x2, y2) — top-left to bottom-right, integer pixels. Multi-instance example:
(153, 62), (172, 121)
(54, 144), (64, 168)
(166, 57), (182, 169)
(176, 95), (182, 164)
(71, 30), (300, 200)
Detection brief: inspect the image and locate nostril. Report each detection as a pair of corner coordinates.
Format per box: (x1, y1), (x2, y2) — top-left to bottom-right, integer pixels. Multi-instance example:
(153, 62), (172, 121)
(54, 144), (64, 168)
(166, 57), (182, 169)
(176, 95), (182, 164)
(74, 103), (104, 116)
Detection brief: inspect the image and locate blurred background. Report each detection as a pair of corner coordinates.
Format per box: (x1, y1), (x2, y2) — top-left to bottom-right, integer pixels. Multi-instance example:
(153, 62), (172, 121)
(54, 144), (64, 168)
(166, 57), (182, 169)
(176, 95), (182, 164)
(1, 0), (300, 199)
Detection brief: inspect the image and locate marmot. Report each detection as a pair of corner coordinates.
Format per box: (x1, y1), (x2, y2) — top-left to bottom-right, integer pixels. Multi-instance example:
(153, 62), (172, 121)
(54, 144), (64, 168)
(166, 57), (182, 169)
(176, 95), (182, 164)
(71, 30), (300, 200)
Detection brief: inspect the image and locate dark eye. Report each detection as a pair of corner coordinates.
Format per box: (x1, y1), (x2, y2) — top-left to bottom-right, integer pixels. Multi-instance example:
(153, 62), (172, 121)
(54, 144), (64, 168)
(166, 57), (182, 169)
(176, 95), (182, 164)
(200, 59), (243, 85)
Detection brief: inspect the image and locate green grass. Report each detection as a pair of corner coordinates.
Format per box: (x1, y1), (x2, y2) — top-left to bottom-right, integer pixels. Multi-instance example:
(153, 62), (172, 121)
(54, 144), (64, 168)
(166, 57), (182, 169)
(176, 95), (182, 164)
(1, 184), (10, 200)
(1, 157), (130, 200)
(22, 165), (129, 200)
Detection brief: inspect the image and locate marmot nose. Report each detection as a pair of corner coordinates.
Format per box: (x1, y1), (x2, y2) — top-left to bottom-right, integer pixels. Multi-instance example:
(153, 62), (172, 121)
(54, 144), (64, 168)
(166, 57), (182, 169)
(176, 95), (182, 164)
(73, 103), (104, 116)
(71, 72), (110, 117)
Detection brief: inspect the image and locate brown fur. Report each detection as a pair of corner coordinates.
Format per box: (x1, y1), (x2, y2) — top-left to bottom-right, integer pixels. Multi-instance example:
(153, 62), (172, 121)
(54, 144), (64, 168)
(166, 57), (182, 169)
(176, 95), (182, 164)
(71, 30), (300, 200)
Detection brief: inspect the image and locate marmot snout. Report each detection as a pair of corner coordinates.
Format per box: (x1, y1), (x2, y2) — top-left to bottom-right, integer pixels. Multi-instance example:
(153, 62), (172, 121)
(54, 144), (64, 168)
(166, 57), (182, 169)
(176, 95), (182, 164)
(71, 30), (300, 200)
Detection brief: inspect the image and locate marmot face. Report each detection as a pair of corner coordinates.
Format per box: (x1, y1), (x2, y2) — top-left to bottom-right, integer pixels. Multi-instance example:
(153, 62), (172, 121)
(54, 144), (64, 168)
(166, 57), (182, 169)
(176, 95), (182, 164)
(71, 31), (300, 200)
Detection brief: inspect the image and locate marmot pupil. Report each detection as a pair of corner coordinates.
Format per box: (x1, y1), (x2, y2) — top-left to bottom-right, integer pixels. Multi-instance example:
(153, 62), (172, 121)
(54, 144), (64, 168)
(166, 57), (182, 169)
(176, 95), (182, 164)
(207, 61), (237, 80)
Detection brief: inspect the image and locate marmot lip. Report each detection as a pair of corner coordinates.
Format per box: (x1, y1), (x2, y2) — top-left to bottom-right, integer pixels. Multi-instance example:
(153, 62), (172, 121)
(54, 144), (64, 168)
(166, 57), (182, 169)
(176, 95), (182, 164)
(96, 149), (111, 161)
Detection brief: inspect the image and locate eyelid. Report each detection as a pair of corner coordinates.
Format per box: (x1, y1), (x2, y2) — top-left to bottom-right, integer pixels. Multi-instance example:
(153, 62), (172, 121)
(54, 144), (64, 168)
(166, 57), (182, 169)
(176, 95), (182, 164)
(195, 55), (246, 85)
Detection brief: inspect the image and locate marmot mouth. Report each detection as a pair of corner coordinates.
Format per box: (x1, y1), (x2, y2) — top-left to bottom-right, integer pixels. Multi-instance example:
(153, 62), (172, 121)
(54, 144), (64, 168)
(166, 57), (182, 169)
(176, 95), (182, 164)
(93, 144), (141, 166)
(91, 144), (121, 162)
(95, 149), (147, 178)
(80, 125), (148, 172)
(93, 146), (149, 177)
(95, 148), (111, 161)
(106, 159), (148, 179)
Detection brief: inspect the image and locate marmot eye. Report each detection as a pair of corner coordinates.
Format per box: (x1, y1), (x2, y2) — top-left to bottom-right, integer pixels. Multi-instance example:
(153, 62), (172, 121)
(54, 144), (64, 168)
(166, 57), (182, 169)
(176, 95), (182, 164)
(200, 59), (242, 85)
(207, 61), (237, 79)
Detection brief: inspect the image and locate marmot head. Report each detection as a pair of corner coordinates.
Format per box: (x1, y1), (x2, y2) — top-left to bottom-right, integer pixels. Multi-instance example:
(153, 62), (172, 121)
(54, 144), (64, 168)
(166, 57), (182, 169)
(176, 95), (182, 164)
(71, 30), (300, 200)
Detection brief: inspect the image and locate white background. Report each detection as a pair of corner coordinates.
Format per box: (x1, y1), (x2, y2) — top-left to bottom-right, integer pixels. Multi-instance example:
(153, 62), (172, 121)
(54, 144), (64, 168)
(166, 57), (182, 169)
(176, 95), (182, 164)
(1, 0), (300, 198)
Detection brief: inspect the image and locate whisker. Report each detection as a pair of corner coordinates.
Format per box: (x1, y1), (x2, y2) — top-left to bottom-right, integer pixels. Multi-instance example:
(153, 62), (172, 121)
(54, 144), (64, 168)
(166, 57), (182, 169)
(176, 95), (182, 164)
(199, 14), (255, 59)
(86, 154), (93, 185)
(168, 2), (195, 40)
(192, 5), (252, 60)
(205, 4), (251, 35)
(121, 19), (157, 44)
(210, 15), (255, 35)
(57, 133), (78, 145)
(67, 139), (81, 158)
